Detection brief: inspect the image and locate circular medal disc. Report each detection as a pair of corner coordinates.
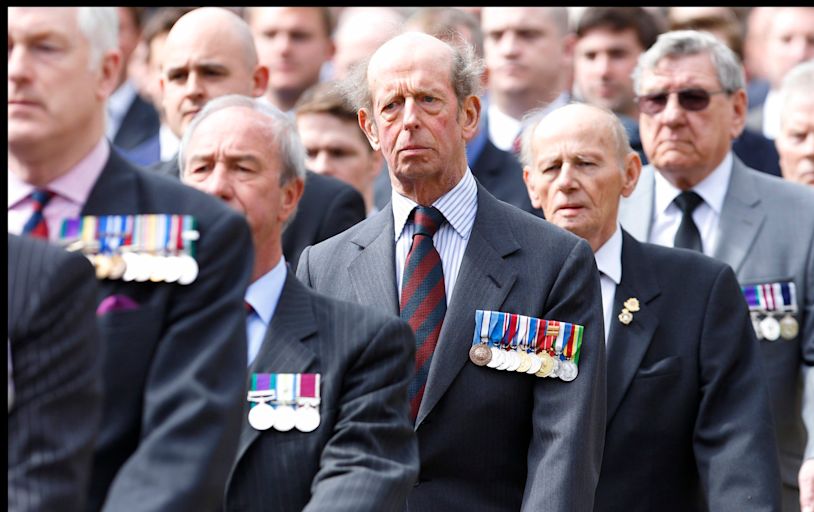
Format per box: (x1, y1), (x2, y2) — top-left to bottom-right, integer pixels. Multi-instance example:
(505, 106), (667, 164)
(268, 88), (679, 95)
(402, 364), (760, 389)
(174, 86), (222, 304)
(94, 254), (112, 280)
(295, 406), (321, 433)
(487, 347), (504, 369)
(469, 344), (492, 366)
(122, 252), (140, 282)
(760, 316), (781, 341)
(149, 255), (167, 283)
(535, 353), (554, 378)
(108, 254), (127, 280)
(526, 353), (543, 375)
(559, 361), (578, 382)
(496, 350), (514, 371)
(274, 405), (297, 432)
(779, 315), (799, 340)
(549, 357), (561, 379)
(515, 352), (531, 373)
(163, 255), (184, 283)
(134, 254), (153, 282)
(505, 350), (522, 372)
(177, 255), (199, 285)
(248, 402), (275, 431)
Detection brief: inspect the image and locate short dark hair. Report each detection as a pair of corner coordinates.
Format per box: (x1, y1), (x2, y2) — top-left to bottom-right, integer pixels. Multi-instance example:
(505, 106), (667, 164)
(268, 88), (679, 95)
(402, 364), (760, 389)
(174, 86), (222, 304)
(576, 7), (666, 51)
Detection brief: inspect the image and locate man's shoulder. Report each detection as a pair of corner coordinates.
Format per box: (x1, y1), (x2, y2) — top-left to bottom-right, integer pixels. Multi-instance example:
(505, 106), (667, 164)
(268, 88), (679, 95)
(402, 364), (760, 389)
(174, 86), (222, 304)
(638, 238), (731, 282)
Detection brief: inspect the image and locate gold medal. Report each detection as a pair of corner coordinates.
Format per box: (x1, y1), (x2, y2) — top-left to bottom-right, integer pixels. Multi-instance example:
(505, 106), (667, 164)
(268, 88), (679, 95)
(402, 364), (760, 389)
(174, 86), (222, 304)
(515, 351), (532, 373)
(779, 314), (799, 340)
(535, 352), (554, 378)
(108, 254), (126, 280)
(94, 254), (112, 280)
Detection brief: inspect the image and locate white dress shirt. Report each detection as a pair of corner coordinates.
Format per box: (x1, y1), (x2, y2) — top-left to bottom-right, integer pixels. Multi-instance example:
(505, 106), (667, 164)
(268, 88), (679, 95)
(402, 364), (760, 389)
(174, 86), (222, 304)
(392, 169), (478, 303)
(649, 151), (732, 257)
(594, 225), (622, 345)
(487, 92), (570, 152)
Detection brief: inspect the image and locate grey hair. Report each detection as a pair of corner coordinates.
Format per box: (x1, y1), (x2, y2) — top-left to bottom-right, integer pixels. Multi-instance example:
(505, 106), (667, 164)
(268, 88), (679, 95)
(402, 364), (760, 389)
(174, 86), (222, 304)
(179, 94), (307, 186)
(632, 29), (745, 95)
(779, 60), (814, 125)
(76, 7), (119, 71)
(520, 102), (633, 170)
(339, 33), (484, 115)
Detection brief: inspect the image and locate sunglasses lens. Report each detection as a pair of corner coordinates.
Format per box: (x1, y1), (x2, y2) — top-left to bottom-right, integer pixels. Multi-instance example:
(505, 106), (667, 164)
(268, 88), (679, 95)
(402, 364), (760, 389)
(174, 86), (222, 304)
(639, 93), (668, 115)
(677, 89), (711, 111)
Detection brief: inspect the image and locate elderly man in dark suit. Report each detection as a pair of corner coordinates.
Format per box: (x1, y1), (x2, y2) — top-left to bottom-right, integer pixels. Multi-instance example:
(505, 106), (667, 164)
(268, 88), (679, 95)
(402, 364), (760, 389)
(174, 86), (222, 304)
(180, 94), (419, 511)
(8, 234), (103, 512)
(618, 30), (814, 512)
(8, 8), (254, 511)
(297, 32), (607, 511)
(523, 102), (781, 511)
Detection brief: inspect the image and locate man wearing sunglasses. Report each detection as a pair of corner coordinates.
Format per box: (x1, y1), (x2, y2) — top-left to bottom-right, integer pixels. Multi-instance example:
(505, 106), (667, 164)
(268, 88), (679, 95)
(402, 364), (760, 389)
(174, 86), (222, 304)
(619, 30), (814, 512)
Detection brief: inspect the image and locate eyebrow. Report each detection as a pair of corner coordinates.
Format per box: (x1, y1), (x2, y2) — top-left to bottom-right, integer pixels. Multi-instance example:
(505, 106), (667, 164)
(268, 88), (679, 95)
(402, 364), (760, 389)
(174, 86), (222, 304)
(165, 61), (230, 76)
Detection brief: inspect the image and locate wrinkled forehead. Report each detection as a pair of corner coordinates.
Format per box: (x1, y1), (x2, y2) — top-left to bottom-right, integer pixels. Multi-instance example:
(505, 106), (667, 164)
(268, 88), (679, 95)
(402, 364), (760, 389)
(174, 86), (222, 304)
(641, 53), (720, 89)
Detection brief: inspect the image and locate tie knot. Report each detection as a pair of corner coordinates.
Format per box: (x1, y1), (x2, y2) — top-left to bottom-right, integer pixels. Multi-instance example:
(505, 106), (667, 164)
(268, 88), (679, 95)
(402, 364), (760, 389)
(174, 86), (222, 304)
(673, 190), (703, 215)
(30, 189), (55, 211)
(412, 206), (445, 237)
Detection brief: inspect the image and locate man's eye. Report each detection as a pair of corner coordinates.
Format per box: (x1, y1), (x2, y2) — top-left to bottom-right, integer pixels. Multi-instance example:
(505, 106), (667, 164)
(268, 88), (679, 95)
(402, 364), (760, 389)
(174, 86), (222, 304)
(167, 71), (187, 82)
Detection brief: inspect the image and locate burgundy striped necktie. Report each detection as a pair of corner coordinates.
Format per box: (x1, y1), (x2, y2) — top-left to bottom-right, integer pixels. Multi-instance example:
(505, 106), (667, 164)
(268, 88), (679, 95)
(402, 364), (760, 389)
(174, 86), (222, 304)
(22, 189), (55, 239)
(401, 206), (447, 421)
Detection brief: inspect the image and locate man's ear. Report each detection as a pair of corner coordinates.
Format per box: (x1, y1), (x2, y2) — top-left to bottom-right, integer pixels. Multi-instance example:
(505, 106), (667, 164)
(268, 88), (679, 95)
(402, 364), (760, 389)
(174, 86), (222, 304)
(522, 166), (543, 209)
(96, 49), (123, 100)
(280, 177), (305, 224)
(358, 109), (380, 151)
(251, 65), (270, 98)
(620, 151), (642, 198)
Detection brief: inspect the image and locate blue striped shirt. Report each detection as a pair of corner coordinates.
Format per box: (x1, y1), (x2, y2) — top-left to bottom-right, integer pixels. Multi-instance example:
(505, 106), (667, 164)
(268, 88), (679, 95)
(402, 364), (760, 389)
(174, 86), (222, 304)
(393, 169), (478, 302)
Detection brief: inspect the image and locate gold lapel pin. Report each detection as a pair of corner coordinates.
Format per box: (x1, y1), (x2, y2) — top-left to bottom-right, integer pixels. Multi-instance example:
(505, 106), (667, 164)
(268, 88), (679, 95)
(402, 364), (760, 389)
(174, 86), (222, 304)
(618, 298), (639, 325)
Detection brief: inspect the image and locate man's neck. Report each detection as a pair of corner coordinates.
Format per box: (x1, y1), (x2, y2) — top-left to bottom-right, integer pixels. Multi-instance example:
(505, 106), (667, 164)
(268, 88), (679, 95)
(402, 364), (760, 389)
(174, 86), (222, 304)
(491, 87), (563, 120)
(265, 89), (301, 113)
(9, 135), (101, 187)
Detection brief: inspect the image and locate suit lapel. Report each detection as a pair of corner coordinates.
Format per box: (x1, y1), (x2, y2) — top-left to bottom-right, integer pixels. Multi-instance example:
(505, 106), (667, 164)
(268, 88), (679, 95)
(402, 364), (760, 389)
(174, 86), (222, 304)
(234, 272), (318, 465)
(713, 158), (765, 273)
(416, 187), (519, 426)
(348, 205), (400, 316)
(81, 149), (141, 215)
(605, 233), (660, 424)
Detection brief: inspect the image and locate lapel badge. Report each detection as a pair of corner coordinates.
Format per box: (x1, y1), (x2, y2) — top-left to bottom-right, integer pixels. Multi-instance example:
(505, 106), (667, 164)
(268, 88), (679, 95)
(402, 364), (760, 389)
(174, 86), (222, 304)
(623, 298), (640, 312)
(618, 309), (633, 325)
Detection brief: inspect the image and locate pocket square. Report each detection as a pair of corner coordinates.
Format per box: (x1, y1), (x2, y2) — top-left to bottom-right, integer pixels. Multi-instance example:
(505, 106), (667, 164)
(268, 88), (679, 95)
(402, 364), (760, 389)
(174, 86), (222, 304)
(96, 294), (140, 316)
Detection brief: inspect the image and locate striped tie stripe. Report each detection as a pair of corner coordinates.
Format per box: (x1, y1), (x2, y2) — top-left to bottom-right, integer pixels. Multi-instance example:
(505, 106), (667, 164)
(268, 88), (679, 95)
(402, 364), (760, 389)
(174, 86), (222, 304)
(401, 206), (447, 421)
(22, 189), (55, 239)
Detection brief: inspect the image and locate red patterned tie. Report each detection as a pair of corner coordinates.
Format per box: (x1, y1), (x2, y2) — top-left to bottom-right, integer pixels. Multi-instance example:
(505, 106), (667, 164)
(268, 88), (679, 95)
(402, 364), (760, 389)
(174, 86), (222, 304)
(22, 189), (55, 239)
(401, 206), (447, 420)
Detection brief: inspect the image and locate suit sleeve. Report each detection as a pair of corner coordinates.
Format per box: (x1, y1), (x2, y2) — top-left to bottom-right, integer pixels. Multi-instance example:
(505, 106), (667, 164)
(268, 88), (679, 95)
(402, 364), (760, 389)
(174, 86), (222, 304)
(304, 314), (419, 511)
(8, 249), (103, 512)
(803, 231), (814, 459)
(100, 211), (254, 512)
(316, 183), (366, 243)
(694, 265), (782, 510)
(523, 239), (607, 511)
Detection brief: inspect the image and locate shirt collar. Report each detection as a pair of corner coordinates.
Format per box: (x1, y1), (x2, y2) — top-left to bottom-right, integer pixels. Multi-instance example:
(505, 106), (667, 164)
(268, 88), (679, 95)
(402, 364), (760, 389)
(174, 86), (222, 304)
(654, 151), (732, 216)
(107, 80), (138, 133)
(392, 168), (478, 242)
(8, 137), (109, 208)
(159, 124), (180, 162)
(594, 224), (622, 285)
(244, 258), (287, 326)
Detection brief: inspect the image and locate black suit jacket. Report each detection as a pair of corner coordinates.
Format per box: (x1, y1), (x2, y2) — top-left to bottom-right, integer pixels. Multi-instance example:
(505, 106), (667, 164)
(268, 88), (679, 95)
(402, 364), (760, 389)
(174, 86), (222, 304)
(226, 272), (419, 511)
(112, 94), (160, 151)
(470, 137), (544, 218)
(595, 232), (781, 512)
(81, 150), (255, 512)
(8, 234), (103, 512)
(282, 170), (366, 270)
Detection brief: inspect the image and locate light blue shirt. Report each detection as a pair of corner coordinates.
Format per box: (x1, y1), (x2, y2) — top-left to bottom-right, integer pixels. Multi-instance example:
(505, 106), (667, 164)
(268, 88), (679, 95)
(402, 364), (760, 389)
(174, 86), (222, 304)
(244, 258), (287, 366)
(392, 168), (478, 303)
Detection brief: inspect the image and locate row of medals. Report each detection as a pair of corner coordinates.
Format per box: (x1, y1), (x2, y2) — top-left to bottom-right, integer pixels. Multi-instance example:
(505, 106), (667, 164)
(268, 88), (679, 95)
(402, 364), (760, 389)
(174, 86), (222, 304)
(469, 342), (578, 382)
(248, 396), (321, 433)
(85, 250), (199, 285)
(751, 311), (799, 341)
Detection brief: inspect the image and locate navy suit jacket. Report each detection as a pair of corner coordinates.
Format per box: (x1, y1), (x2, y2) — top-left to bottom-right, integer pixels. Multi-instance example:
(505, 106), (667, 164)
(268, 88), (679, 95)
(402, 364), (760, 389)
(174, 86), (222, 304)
(226, 272), (419, 511)
(595, 232), (781, 511)
(470, 137), (544, 218)
(81, 150), (254, 512)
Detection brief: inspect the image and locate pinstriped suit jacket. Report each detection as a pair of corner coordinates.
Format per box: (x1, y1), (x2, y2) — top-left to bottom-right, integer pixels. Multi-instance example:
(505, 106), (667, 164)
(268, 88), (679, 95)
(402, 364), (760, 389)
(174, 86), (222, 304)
(8, 234), (103, 512)
(225, 271), (419, 511)
(297, 184), (607, 511)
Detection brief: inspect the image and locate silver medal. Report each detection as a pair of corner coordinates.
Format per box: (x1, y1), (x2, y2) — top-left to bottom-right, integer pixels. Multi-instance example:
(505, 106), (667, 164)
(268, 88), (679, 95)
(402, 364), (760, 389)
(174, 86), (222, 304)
(248, 402), (275, 431)
(274, 405), (297, 432)
(759, 315), (781, 341)
(559, 361), (578, 382)
(295, 405), (320, 432)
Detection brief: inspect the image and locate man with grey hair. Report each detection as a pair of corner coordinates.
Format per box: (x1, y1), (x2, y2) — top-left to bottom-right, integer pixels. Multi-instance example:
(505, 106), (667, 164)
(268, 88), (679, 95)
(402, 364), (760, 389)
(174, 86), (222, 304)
(775, 60), (814, 187)
(298, 31), (607, 511)
(619, 29), (814, 512)
(180, 94), (419, 511)
(8, 7), (254, 512)
(523, 102), (781, 511)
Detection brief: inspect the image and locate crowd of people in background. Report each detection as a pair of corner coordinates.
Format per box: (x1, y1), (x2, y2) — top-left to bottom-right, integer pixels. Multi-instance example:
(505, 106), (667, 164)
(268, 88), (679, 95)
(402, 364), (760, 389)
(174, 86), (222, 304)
(8, 6), (814, 512)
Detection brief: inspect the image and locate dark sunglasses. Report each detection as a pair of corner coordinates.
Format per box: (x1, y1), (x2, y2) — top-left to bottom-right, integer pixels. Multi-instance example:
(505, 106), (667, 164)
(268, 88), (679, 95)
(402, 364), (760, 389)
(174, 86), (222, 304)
(636, 88), (728, 115)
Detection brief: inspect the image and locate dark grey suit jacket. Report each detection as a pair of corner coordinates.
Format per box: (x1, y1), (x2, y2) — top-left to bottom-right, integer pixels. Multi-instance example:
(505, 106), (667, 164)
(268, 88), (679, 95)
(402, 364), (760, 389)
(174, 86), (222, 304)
(225, 272), (419, 511)
(112, 94), (160, 151)
(595, 232), (781, 512)
(8, 234), (103, 512)
(81, 150), (255, 512)
(619, 156), (814, 490)
(297, 184), (607, 511)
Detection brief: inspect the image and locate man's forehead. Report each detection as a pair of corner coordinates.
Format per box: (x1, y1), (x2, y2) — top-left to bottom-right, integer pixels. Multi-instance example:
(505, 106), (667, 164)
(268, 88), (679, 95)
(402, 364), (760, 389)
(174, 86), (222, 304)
(9, 8), (80, 38)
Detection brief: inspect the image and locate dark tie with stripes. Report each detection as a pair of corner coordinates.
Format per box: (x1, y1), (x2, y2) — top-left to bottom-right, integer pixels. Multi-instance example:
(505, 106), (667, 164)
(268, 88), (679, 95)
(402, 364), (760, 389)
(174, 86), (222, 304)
(401, 206), (447, 421)
(673, 190), (704, 252)
(22, 189), (55, 239)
